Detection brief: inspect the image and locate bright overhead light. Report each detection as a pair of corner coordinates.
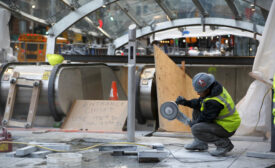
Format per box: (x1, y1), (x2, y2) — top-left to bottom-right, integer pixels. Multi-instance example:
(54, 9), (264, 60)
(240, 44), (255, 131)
(250, 3), (255, 11)
(154, 15), (161, 19)
(102, 5), (106, 8)
(32, 5), (36, 8)
(110, 16), (114, 21)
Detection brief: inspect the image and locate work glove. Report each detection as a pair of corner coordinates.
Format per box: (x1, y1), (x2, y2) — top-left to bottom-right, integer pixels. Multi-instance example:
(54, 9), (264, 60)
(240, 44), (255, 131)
(175, 96), (188, 105)
(187, 119), (195, 127)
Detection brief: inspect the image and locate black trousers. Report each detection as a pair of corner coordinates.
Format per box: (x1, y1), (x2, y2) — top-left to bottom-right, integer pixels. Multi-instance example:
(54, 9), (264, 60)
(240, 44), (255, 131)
(191, 110), (235, 143)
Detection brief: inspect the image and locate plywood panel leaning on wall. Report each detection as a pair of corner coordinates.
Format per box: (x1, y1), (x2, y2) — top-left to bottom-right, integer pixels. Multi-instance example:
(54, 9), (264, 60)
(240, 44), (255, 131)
(154, 45), (198, 132)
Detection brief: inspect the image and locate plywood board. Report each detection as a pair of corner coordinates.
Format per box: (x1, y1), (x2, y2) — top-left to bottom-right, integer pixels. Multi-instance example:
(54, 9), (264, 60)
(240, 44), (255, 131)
(62, 100), (128, 131)
(154, 45), (198, 132)
(114, 66), (128, 95)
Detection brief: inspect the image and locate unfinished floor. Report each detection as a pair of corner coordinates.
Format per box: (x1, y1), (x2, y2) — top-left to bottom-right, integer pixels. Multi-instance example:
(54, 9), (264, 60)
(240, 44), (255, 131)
(0, 129), (274, 168)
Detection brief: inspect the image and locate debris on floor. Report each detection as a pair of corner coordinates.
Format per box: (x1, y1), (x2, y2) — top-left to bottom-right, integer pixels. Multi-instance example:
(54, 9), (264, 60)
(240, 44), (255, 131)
(5, 142), (71, 158)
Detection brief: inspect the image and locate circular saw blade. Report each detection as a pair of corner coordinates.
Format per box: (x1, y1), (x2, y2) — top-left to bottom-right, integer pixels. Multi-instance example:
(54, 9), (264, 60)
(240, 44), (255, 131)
(160, 101), (179, 120)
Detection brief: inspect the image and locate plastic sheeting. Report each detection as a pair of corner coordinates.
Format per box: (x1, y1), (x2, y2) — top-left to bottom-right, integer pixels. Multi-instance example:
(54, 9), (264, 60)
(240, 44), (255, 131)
(0, 7), (16, 62)
(0, 7), (10, 48)
(236, 1), (275, 136)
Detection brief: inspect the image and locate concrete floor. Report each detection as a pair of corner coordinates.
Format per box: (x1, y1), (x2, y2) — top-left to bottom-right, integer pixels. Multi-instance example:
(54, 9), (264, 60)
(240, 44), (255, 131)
(0, 129), (274, 168)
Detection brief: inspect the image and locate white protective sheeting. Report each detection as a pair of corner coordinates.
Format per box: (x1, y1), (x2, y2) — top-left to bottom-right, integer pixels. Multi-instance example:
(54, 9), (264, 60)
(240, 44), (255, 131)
(236, 1), (275, 136)
(0, 7), (11, 48)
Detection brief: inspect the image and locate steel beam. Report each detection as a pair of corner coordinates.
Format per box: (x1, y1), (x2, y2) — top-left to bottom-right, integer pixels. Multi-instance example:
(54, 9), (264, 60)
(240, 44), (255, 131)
(242, 0), (272, 11)
(62, 55), (255, 65)
(114, 17), (264, 49)
(0, 1), (49, 26)
(192, 0), (209, 17)
(241, 0), (271, 22)
(60, 0), (111, 38)
(46, 0), (116, 55)
(225, 0), (242, 20)
(116, 2), (144, 28)
(68, 27), (99, 36)
(59, 0), (74, 10)
(154, 0), (176, 21)
(47, 0), (106, 36)
(260, 8), (269, 21)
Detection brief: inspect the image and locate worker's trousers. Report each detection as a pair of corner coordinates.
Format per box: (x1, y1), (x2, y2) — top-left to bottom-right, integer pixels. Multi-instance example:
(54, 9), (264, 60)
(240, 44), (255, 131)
(191, 110), (235, 143)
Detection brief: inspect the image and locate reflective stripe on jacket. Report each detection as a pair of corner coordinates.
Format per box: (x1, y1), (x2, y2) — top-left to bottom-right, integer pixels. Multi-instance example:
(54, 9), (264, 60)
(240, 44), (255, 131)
(200, 87), (241, 132)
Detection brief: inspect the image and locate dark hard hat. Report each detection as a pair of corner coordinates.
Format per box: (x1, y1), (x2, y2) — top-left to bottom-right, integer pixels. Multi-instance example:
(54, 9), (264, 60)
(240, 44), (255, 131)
(192, 73), (215, 93)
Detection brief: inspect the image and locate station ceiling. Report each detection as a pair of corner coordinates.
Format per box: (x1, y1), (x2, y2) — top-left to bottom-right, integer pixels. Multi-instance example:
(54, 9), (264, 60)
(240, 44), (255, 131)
(0, 0), (273, 48)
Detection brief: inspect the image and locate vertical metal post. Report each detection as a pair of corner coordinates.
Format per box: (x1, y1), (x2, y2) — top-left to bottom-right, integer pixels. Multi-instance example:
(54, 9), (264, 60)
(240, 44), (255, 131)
(46, 36), (56, 61)
(271, 88), (275, 152)
(201, 16), (205, 32)
(19, 21), (27, 34)
(127, 24), (136, 142)
(50, 0), (56, 18)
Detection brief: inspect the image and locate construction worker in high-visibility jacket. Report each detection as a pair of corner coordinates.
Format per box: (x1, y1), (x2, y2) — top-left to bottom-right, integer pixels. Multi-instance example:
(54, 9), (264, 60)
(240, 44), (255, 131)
(273, 74), (275, 125)
(176, 73), (241, 156)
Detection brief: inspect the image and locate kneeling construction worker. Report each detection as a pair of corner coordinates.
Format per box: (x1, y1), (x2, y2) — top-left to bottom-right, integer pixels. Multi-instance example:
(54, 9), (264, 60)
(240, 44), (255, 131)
(176, 72), (241, 156)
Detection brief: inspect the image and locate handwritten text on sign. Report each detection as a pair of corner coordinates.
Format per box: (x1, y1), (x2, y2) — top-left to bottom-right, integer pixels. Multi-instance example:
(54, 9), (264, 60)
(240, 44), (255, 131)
(62, 100), (128, 131)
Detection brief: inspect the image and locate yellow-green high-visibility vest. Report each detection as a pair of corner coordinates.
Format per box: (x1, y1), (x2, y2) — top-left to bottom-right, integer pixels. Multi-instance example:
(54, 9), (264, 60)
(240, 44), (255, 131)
(273, 74), (275, 124)
(201, 87), (241, 132)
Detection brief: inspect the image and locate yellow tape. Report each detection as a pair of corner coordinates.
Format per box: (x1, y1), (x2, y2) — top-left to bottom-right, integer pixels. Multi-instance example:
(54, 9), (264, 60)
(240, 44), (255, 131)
(0, 143), (9, 151)
(42, 71), (51, 80)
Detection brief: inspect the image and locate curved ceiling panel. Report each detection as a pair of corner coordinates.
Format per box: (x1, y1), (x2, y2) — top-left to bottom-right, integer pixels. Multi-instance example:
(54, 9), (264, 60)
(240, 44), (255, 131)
(87, 2), (134, 39)
(113, 17), (264, 49)
(235, 0), (266, 26)
(119, 0), (168, 25)
(161, 0), (199, 19)
(1, 0), (272, 51)
(0, 0), (71, 24)
(200, 0), (234, 19)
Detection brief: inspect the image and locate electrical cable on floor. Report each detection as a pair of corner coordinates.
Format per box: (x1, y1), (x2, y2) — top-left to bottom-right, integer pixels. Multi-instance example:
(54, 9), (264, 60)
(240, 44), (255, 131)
(1, 140), (241, 163)
(165, 143), (186, 147)
(0, 141), (152, 153)
(225, 148), (247, 168)
(164, 146), (230, 163)
(254, 88), (272, 130)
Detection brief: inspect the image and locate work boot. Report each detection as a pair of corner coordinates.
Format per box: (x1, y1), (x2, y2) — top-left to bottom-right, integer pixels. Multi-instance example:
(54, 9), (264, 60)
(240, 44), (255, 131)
(184, 138), (208, 151)
(209, 138), (234, 156)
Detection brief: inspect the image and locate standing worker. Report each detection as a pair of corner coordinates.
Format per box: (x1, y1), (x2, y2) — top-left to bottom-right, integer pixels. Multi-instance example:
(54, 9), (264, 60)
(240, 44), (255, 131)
(176, 72), (241, 156)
